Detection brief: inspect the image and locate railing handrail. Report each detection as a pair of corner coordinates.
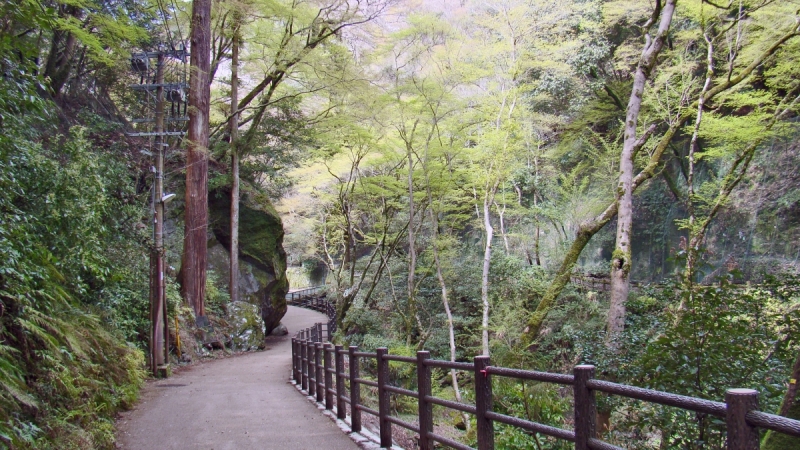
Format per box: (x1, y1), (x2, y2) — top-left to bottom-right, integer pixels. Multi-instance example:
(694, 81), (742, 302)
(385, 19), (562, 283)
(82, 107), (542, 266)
(291, 323), (800, 449)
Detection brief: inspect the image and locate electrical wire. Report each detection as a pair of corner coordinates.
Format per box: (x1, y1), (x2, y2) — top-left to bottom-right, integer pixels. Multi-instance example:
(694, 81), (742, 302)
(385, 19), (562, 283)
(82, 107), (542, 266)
(168, 0), (185, 48)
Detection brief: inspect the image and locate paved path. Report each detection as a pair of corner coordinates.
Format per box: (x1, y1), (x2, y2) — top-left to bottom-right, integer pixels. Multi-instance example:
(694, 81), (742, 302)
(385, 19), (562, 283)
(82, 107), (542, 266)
(116, 306), (358, 450)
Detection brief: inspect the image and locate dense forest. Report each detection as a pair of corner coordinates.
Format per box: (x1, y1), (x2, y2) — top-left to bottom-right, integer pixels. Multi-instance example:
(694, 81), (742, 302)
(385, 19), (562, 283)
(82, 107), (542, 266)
(1, 0), (800, 448)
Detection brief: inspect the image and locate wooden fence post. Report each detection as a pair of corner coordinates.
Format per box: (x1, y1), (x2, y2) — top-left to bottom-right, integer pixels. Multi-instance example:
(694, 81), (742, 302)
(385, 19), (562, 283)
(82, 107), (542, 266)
(349, 346), (362, 433)
(317, 323), (323, 342)
(308, 342), (316, 398)
(324, 343), (334, 409)
(574, 365), (597, 450)
(726, 389), (759, 450)
(474, 355), (494, 450)
(301, 339), (308, 392)
(335, 344), (346, 420)
(315, 342), (324, 402)
(291, 339), (298, 383)
(376, 347), (392, 448)
(417, 351), (433, 450)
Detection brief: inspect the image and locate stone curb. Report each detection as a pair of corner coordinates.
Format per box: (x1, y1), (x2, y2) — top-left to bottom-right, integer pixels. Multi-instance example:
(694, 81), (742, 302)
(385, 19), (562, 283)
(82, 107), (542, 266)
(289, 377), (404, 450)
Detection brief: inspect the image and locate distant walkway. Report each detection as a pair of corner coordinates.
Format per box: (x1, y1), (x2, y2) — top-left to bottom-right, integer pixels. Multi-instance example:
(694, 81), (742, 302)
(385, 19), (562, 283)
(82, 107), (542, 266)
(115, 306), (359, 450)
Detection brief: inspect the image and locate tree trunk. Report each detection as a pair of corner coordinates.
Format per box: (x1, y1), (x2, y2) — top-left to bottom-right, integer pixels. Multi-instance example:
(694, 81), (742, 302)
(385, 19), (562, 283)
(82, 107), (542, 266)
(762, 351), (800, 449)
(607, 0), (676, 343)
(182, 0), (212, 319)
(406, 143), (418, 343)
(229, 23), (240, 303)
(481, 183), (498, 356)
(428, 206), (469, 428)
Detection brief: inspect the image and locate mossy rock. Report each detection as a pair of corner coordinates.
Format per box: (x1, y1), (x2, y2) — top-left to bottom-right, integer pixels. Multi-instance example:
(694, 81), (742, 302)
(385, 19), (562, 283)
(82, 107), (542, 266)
(208, 187), (289, 335)
(226, 301), (266, 351)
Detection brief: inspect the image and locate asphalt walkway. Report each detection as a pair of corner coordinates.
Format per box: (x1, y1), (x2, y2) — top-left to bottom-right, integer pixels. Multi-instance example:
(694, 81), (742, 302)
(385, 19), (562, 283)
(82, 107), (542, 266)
(115, 306), (358, 450)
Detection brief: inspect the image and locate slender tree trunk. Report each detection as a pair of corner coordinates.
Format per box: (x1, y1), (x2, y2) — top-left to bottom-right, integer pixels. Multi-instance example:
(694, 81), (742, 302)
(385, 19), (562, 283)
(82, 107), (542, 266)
(229, 22), (240, 303)
(406, 144), (418, 342)
(481, 183), (498, 356)
(608, 0), (676, 343)
(428, 206), (469, 429)
(496, 199), (510, 254)
(182, 0), (212, 319)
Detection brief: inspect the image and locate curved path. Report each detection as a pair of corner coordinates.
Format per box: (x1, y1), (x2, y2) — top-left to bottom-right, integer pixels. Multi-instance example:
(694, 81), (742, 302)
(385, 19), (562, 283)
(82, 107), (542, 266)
(116, 306), (358, 450)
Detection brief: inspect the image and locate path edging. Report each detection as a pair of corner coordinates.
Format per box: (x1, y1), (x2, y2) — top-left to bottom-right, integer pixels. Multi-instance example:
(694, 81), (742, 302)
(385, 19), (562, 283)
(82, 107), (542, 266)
(289, 378), (404, 450)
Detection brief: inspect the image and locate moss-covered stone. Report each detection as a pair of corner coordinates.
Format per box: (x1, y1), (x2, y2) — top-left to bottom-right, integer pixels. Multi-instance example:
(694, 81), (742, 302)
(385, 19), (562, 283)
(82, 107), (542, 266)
(762, 394), (800, 449)
(208, 187), (289, 335)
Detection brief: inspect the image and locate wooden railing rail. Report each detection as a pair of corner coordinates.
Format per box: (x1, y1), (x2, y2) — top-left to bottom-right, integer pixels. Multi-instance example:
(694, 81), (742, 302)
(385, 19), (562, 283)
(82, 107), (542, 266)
(291, 322), (800, 450)
(286, 285), (336, 336)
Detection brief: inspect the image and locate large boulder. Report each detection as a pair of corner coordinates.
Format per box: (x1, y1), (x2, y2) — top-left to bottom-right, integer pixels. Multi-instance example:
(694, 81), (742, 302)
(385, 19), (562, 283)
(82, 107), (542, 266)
(208, 187), (289, 335)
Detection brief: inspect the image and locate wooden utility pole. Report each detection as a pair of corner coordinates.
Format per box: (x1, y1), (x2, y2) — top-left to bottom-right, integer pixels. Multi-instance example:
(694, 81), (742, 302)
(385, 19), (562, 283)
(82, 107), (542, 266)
(151, 52), (169, 377)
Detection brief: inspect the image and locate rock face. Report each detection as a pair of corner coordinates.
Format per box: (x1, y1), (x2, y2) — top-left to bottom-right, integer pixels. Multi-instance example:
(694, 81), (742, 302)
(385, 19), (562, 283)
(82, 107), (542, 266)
(208, 187), (290, 335)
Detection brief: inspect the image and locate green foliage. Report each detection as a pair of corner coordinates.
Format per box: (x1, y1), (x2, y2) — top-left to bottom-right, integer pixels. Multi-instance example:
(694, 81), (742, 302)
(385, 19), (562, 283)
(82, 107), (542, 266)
(573, 274), (800, 448)
(0, 44), (149, 447)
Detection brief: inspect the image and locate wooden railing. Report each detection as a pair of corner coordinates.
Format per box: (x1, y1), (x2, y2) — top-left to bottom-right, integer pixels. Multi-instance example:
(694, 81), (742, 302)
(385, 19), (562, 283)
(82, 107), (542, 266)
(285, 285), (327, 305)
(286, 286), (336, 336)
(291, 322), (800, 450)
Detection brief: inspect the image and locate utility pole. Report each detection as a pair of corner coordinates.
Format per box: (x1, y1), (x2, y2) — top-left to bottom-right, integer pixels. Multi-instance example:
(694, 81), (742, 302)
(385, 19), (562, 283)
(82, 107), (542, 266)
(151, 52), (168, 377)
(129, 45), (188, 378)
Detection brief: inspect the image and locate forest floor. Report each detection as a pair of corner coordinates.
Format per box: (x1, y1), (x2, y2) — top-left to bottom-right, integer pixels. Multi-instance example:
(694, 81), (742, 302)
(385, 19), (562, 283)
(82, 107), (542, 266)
(114, 306), (359, 450)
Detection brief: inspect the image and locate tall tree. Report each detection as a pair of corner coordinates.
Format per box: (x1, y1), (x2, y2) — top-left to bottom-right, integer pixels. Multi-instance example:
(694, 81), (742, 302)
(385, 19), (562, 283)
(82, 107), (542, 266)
(607, 0), (676, 342)
(229, 13), (241, 303)
(182, 0), (212, 319)
(522, 0), (800, 343)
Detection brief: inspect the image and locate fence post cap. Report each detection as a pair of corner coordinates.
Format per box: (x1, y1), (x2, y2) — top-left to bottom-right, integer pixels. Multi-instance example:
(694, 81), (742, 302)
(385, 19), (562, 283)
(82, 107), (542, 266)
(727, 388), (758, 395)
(575, 364), (596, 370)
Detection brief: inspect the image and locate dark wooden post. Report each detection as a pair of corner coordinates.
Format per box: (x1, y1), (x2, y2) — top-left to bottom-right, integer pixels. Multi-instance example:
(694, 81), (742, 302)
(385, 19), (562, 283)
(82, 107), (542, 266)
(292, 338), (298, 383)
(311, 324), (317, 342)
(335, 344), (345, 419)
(296, 339), (303, 384)
(314, 342), (325, 403)
(474, 355), (494, 450)
(376, 347), (392, 448)
(574, 365), (597, 450)
(417, 351), (433, 450)
(726, 389), (759, 450)
(349, 346), (362, 432)
(324, 344), (334, 409)
(308, 342), (316, 398)
(301, 340), (308, 392)
(317, 323), (323, 342)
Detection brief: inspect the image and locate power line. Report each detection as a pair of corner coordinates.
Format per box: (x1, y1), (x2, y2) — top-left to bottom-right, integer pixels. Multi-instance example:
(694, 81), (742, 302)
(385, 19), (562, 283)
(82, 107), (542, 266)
(154, 0), (176, 51)
(168, 0), (185, 47)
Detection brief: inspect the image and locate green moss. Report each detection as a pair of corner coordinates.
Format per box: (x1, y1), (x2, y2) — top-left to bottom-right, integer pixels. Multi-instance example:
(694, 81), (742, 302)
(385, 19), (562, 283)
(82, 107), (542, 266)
(611, 247), (631, 275)
(762, 396), (800, 449)
(208, 187), (289, 334)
